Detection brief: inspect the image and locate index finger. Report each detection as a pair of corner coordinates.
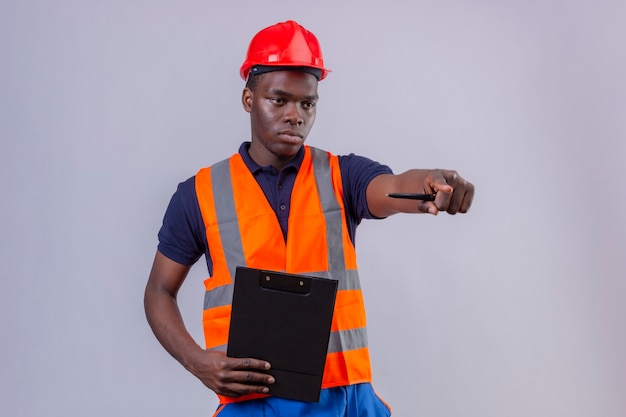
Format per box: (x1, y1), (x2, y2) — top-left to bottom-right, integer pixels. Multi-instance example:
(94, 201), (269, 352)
(231, 357), (272, 371)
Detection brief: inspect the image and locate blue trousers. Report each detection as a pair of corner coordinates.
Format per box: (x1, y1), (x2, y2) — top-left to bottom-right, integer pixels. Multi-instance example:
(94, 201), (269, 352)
(213, 383), (391, 417)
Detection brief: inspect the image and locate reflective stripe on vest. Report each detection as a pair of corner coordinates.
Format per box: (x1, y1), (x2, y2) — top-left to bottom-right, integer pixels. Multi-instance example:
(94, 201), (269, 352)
(195, 146), (372, 403)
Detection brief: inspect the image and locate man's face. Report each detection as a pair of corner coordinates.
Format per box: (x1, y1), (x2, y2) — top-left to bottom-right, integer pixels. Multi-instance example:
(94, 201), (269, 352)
(243, 70), (318, 170)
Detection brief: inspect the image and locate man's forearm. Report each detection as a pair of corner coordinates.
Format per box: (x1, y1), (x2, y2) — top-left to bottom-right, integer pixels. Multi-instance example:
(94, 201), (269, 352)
(144, 287), (204, 371)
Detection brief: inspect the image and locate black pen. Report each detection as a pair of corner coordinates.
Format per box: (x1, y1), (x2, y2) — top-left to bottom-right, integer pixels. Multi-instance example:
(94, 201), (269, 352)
(386, 193), (436, 201)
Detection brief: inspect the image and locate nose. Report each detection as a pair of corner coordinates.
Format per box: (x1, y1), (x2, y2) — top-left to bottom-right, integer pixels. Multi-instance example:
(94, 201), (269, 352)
(284, 103), (303, 126)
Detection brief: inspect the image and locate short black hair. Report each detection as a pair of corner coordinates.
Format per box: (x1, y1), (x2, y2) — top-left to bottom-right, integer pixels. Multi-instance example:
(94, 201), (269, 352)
(245, 72), (265, 92)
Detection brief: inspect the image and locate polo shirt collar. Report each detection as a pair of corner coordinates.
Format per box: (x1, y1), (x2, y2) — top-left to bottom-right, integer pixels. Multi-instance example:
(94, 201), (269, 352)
(238, 141), (305, 174)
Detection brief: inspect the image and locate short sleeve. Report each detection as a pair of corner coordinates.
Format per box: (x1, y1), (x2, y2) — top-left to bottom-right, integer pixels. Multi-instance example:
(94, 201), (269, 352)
(338, 154), (393, 242)
(157, 177), (207, 266)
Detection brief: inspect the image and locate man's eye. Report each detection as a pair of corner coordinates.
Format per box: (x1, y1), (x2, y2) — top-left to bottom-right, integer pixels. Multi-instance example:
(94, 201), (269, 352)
(302, 102), (316, 109)
(269, 98), (284, 104)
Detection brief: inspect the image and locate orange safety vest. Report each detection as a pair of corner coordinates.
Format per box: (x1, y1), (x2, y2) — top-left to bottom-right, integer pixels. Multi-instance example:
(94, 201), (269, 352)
(195, 146), (372, 404)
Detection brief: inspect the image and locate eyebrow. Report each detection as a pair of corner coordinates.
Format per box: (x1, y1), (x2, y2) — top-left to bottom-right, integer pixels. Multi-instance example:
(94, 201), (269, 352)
(269, 89), (318, 101)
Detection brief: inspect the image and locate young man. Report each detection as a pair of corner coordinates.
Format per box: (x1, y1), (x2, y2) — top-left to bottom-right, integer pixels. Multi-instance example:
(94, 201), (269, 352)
(145, 20), (474, 416)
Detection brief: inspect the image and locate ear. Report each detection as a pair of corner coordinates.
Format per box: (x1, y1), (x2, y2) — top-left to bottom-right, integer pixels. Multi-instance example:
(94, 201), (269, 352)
(242, 88), (253, 113)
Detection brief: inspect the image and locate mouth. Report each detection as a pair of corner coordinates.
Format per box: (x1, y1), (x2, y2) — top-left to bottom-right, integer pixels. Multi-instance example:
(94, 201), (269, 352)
(277, 130), (304, 144)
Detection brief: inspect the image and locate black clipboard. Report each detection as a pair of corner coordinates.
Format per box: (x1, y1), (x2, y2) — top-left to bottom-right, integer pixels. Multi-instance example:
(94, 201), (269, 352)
(227, 266), (338, 402)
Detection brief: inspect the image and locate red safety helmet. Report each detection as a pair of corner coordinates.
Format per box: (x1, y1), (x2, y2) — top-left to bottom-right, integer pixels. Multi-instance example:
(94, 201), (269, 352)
(240, 20), (330, 81)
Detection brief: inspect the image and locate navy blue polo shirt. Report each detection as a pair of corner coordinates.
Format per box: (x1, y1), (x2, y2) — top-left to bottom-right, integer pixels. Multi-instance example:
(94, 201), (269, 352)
(157, 142), (392, 274)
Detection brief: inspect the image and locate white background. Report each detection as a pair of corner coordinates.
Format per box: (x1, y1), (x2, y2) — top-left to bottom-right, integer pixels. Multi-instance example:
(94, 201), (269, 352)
(2, 1), (625, 416)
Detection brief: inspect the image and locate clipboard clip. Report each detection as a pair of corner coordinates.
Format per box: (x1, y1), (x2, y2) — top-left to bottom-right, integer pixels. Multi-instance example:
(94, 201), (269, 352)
(260, 271), (312, 295)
